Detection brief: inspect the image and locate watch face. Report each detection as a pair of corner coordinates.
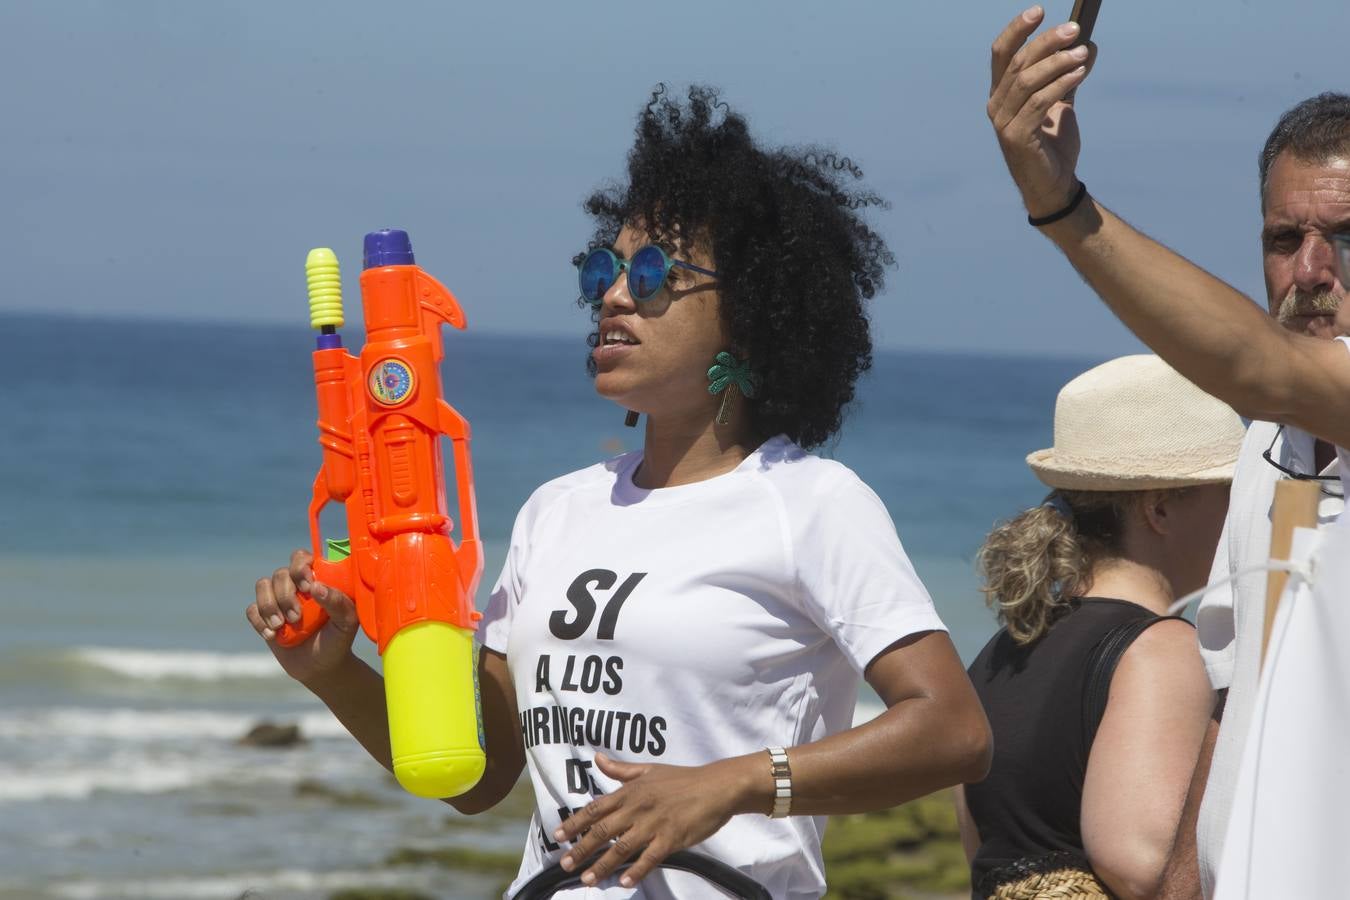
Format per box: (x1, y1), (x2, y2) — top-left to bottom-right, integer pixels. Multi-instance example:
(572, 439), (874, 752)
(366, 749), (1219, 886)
(368, 358), (415, 407)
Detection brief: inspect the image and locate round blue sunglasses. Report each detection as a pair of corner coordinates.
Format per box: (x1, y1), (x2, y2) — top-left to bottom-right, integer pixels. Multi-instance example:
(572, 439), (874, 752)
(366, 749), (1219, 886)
(577, 245), (718, 306)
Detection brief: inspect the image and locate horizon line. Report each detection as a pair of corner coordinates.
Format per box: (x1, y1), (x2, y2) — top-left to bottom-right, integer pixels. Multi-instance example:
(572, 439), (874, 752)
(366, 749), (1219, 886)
(0, 307), (1112, 366)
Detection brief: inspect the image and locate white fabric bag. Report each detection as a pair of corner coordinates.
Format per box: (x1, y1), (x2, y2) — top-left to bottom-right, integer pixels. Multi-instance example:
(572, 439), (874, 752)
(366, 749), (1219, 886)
(1213, 521), (1350, 899)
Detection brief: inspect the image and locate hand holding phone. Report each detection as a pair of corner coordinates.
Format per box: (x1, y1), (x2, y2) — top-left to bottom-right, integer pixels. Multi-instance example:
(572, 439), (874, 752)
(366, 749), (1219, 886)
(1070, 0), (1102, 45)
(987, 5), (1096, 220)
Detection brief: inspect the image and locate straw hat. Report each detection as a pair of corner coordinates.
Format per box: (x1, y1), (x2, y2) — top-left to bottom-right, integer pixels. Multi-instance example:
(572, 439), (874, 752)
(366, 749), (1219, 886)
(1027, 355), (1245, 491)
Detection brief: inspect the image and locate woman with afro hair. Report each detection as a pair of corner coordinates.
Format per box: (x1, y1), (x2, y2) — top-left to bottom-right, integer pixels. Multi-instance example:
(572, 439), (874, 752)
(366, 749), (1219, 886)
(249, 85), (992, 898)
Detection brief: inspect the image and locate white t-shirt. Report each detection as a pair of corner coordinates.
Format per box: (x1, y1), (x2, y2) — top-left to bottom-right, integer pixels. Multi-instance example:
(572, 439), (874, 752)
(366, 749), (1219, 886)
(478, 435), (947, 899)
(1338, 337), (1350, 505)
(1195, 339), (1349, 897)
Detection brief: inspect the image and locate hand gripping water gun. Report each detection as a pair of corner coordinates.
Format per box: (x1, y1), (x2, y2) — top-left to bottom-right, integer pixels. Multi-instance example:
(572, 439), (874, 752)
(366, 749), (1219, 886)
(276, 228), (485, 799)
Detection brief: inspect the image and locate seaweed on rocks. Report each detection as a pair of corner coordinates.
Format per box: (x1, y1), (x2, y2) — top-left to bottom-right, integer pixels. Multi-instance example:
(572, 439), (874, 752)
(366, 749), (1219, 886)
(294, 778), (391, 808)
(822, 790), (970, 899)
(328, 890), (438, 900)
(383, 845), (522, 874)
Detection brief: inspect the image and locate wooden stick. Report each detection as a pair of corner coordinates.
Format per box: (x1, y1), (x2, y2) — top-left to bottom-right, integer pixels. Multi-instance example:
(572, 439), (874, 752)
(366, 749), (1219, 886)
(1261, 479), (1322, 668)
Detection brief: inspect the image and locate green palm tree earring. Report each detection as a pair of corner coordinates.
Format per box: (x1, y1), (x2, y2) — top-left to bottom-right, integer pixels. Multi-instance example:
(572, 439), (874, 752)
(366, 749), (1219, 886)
(707, 351), (761, 426)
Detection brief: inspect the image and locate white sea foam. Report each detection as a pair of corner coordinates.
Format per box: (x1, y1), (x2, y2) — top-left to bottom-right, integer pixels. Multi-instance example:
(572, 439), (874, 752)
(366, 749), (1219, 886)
(0, 707), (345, 742)
(47, 867), (432, 899)
(0, 739), (369, 804)
(0, 753), (372, 804)
(70, 647), (285, 681)
(0, 706), (358, 803)
(0, 756), (233, 803)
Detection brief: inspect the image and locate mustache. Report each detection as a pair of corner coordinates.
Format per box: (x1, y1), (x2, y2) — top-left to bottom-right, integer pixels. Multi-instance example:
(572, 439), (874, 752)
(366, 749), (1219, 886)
(1276, 289), (1341, 323)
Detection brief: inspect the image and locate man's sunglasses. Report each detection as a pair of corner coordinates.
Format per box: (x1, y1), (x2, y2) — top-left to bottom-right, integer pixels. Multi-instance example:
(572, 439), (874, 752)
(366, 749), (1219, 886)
(1262, 425), (1343, 499)
(1334, 233), (1350, 287)
(577, 245), (718, 306)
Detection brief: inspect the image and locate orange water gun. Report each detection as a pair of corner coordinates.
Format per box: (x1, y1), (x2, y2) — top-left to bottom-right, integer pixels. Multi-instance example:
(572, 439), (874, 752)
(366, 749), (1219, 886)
(276, 228), (485, 799)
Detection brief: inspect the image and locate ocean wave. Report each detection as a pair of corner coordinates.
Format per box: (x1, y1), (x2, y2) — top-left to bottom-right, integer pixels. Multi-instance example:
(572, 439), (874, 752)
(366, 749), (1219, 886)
(70, 647), (286, 682)
(0, 756), (239, 803)
(46, 867), (441, 899)
(0, 707), (346, 742)
(0, 705), (367, 804)
(0, 752), (374, 804)
(0, 744), (370, 806)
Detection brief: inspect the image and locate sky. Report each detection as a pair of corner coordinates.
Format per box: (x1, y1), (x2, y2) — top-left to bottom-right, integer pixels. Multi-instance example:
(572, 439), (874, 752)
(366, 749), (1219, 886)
(2, 0), (1348, 357)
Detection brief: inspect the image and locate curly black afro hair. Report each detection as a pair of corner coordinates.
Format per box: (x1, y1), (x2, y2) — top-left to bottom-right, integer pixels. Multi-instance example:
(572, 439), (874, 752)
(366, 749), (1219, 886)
(579, 84), (894, 450)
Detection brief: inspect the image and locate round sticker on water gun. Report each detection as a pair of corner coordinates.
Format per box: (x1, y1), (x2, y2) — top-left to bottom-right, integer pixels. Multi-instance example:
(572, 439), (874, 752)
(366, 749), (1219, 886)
(369, 358), (416, 406)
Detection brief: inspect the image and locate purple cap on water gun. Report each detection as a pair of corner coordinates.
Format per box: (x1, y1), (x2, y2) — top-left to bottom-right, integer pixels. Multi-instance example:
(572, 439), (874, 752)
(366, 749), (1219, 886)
(363, 229), (415, 270)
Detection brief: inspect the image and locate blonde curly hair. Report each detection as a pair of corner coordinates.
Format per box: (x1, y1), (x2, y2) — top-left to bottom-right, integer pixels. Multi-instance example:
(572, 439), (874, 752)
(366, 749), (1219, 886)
(976, 489), (1185, 644)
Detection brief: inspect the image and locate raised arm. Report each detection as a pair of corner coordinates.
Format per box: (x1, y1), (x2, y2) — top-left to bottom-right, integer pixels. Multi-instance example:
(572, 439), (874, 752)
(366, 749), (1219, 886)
(1035, 201), (1350, 446)
(987, 8), (1350, 447)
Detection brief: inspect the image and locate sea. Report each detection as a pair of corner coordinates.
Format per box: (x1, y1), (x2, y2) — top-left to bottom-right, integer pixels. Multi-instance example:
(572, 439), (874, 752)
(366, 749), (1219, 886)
(0, 312), (1102, 899)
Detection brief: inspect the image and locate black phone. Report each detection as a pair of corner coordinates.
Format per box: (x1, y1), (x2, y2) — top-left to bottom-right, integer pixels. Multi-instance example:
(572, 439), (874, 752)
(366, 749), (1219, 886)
(1070, 0), (1103, 45)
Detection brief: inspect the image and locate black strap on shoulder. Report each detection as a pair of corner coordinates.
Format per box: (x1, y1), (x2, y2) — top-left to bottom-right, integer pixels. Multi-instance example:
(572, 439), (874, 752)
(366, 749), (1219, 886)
(1081, 615), (1188, 750)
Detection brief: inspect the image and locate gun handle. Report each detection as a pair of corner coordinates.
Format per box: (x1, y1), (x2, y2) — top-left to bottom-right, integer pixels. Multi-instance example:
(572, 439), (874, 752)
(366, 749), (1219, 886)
(274, 590), (327, 647)
(275, 467), (356, 647)
(275, 556), (354, 647)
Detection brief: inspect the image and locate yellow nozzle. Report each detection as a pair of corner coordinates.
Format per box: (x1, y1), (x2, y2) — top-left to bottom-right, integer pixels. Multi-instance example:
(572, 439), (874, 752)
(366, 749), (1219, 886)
(306, 247), (344, 330)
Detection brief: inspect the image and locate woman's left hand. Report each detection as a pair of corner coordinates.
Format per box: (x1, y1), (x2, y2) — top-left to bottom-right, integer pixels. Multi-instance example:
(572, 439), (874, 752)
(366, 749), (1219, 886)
(554, 752), (758, 888)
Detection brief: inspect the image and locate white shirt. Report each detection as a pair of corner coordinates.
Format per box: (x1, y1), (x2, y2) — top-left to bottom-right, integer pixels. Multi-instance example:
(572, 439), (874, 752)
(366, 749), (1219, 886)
(1210, 509), (1350, 899)
(1338, 338), (1350, 505)
(478, 436), (947, 899)
(1195, 406), (1346, 894)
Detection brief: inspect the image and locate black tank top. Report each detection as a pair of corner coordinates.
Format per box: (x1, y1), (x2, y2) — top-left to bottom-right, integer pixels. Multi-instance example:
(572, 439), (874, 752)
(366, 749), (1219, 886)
(964, 598), (1178, 892)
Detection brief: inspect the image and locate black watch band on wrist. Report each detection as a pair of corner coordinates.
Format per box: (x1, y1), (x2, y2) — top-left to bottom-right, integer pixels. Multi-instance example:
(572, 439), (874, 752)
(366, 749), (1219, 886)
(1028, 181), (1088, 227)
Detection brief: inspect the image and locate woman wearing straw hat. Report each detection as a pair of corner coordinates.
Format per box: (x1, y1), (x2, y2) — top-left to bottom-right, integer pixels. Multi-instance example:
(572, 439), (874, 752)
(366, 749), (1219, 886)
(955, 355), (1245, 900)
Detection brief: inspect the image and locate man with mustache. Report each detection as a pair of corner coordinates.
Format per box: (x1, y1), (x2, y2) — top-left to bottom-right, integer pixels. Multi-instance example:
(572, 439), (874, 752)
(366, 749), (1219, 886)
(985, 8), (1350, 898)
